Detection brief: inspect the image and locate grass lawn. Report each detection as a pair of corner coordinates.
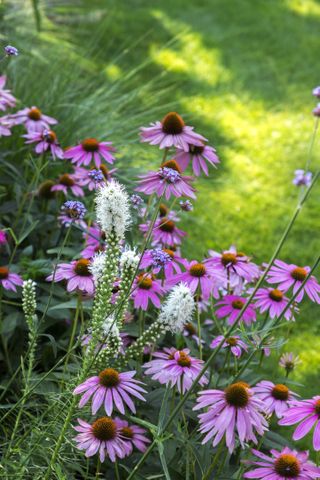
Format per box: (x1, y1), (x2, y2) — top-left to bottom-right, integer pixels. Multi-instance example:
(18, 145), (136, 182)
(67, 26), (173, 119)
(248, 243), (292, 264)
(3, 0), (320, 448)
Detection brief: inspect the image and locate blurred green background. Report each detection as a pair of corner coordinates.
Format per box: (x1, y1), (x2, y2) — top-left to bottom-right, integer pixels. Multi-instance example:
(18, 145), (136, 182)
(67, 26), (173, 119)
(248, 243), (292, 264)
(1, 0), (319, 445)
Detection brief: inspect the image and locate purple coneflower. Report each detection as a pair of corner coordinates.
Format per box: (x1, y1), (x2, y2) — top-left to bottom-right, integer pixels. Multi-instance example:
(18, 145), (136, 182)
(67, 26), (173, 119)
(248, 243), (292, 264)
(140, 111), (206, 151)
(0, 267), (23, 292)
(131, 273), (164, 310)
(293, 169), (312, 187)
(136, 159), (196, 200)
(46, 259), (95, 296)
(176, 142), (219, 176)
(23, 129), (64, 159)
(266, 259), (320, 304)
(51, 173), (84, 197)
(0, 117), (12, 137)
(183, 322), (203, 345)
(81, 225), (105, 258)
(194, 382), (268, 452)
(74, 417), (130, 462)
(8, 106), (57, 132)
(244, 447), (320, 479)
(210, 335), (248, 357)
(140, 217), (186, 247)
(74, 165), (117, 190)
(253, 380), (298, 418)
(73, 368), (146, 415)
(254, 287), (294, 321)
(167, 260), (219, 300)
(206, 245), (260, 292)
(279, 352), (301, 375)
(64, 138), (115, 168)
(0, 230), (7, 245)
(0, 76), (16, 111)
(279, 396), (320, 451)
(215, 294), (256, 325)
(116, 417), (151, 453)
(143, 348), (208, 394)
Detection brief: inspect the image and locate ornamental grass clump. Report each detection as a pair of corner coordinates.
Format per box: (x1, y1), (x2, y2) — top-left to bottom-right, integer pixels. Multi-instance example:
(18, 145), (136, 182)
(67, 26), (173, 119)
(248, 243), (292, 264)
(1, 62), (320, 480)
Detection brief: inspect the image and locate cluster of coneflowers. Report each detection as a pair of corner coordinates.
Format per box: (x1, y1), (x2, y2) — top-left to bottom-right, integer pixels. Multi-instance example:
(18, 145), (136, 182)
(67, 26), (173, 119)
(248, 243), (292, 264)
(2, 55), (320, 479)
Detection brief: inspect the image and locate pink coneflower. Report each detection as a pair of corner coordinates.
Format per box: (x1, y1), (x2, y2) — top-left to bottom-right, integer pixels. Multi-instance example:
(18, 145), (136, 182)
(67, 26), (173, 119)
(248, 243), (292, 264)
(279, 396), (320, 451)
(51, 173), (84, 197)
(0, 230), (7, 245)
(73, 368), (147, 416)
(254, 287), (294, 321)
(252, 381), (298, 418)
(183, 322), (203, 345)
(206, 245), (260, 291)
(215, 294), (256, 326)
(139, 217), (187, 247)
(0, 267), (23, 292)
(194, 382), (268, 452)
(279, 352), (301, 375)
(74, 165), (117, 190)
(46, 259), (95, 296)
(140, 111), (206, 151)
(176, 143), (219, 176)
(116, 417), (151, 453)
(143, 348), (208, 393)
(131, 273), (164, 310)
(266, 259), (320, 304)
(244, 447), (320, 479)
(210, 335), (248, 357)
(81, 225), (105, 258)
(73, 417), (131, 462)
(64, 138), (115, 168)
(167, 260), (219, 300)
(23, 129), (64, 159)
(0, 76), (16, 111)
(136, 159), (196, 200)
(0, 116), (12, 137)
(8, 106), (57, 132)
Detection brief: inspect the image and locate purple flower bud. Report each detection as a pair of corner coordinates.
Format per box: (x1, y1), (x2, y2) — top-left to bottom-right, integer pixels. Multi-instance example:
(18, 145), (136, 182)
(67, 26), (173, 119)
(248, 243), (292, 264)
(179, 200), (193, 211)
(150, 248), (172, 268)
(61, 200), (86, 220)
(293, 169), (312, 187)
(159, 167), (181, 183)
(4, 45), (19, 56)
(88, 169), (105, 183)
(313, 103), (320, 117)
(130, 194), (143, 209)
(312, 86), (320, 98)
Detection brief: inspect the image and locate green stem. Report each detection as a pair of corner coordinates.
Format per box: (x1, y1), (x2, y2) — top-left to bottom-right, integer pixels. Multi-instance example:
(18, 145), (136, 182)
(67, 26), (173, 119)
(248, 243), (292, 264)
(62, 296), (81, 377)
(202, 441), (224, 480)
(196, 296), (202, 360)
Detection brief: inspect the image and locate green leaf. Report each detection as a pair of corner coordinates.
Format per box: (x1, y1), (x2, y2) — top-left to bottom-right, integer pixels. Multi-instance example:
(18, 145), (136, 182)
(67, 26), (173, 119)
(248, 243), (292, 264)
(18, 220), (39, 244)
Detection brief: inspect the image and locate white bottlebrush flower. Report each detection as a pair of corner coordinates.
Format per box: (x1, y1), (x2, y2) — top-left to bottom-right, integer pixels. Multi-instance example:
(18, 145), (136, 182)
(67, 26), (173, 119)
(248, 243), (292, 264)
(89, 252), (106, 284)
(158, 283), (195, 333)
(120, 248), (140, 270)
(95, 180), (131, 239)
(22, 279), (37, 316)
(101, 314), (120, 338)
